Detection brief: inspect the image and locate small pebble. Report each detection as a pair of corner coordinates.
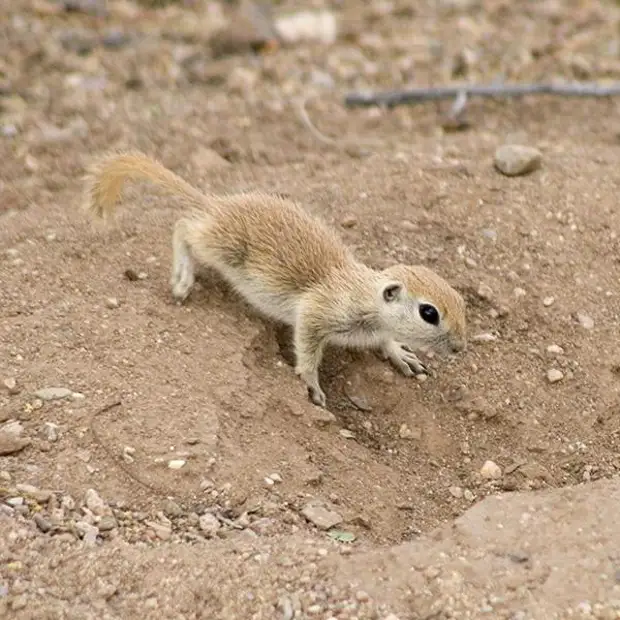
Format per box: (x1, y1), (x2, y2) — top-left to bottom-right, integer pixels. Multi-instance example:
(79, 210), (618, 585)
(269, 472), (282, 483)
(301, 502), (343, 530)
(85, 489), (107, 516)
(547, 369), (564, 383)
(199, 513), (221, 537)
(494, 144), (542, 177)
(463, 489), (475, 502)
(340, 215), (357, 228)
(162, 499), (183, 518)
(40, 422), (60, 442)
(97, 515), (117, 532)
(34, 387), (72, 401)
(480, 460), (502, 480)
(168, 459), (186, 470)
(105, 297), (119, 309)
(399, 424), (421, 440)
(546, 344), (564, 356)
(33, 513), (53, 533)
(543, 296), (555, 307)
(3, 378), (19, 395)
(576, 312), (594, 329)
(477, 283), (494, 300)
(339, 429), (356, 439)
(449, 485), (463, 498)
(471, 332), (497, 343)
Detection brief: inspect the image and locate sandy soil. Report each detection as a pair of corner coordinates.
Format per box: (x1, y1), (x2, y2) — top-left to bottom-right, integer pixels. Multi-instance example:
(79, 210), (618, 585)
(1, 0), (620, 618)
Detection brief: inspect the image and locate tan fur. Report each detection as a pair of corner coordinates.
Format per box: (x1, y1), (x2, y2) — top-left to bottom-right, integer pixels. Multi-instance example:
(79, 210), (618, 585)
(82, 150), (467, 408)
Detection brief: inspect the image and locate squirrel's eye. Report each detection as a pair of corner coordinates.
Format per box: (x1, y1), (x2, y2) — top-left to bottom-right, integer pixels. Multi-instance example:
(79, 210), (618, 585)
(419, 303), (440, 326)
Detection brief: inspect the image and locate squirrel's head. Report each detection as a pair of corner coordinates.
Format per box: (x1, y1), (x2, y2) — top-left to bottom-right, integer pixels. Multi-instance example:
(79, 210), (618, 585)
(378, 264), (467, 355)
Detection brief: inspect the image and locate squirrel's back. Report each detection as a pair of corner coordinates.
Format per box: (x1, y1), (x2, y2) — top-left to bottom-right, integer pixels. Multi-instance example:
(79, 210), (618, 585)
(184, 192), (353, 294)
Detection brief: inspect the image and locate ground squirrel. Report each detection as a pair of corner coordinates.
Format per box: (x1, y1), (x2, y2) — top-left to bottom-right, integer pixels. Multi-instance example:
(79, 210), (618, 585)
(83, 150), (467, 408)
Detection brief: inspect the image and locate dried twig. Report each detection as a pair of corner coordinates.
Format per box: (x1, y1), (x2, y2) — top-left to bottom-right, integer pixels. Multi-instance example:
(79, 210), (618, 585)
(344, 82), (620, 108)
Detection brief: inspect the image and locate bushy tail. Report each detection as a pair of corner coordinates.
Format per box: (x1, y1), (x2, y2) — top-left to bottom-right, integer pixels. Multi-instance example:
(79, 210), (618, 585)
(82, 150), (206, 221)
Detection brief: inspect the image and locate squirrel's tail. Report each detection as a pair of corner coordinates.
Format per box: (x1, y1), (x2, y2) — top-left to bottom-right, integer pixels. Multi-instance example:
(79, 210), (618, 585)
(83, 150), (206, 221)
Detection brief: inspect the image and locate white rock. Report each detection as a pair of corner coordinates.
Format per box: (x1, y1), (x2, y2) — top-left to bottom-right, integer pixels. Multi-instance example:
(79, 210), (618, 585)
(542, 296), (555, 307)
(547, 369), (564, 383)
(105, 297), (119, 309)
(167, 459), (186, 470)
(199, 513), (221, 537)
(274, 10), (337, 45)
(449, 486), (463, 498)
(34, 387), (72, 401)
(84, 488), (107, 516)
(576, 312), (594, 329)
(472, 332), (497, 343)
(301, 502), (343, 530)
(494, 144), (542, 177)
(546, 344), (564, 356)
(1, 421), (23, 437)
(480, 460), (502, 480)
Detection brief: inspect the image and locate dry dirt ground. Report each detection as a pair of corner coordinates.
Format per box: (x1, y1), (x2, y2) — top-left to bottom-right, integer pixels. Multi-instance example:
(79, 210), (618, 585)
(1, 0), (620, 618)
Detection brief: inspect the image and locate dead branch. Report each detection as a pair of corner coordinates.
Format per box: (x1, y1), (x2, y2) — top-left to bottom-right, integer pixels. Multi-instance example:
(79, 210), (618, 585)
(344, 82), (620, 108)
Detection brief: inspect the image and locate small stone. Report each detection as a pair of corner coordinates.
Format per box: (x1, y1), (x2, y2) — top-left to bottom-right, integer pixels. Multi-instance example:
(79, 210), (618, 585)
(40, 422), (60, 442)
(200, 478), (215, 491)
(146, 520), (172, 540)
(341, 215), (357, 228)
(84, 488), (107, 516)
(547, 368), (564, 383)
(10, 594), (28, 610)
(0, 471), (11, 482)
(339, 429), (356, 439)
(3, 378), (19, 395)
(162, 499), (183, 518)
(0, 433), (30, 456)
(199, 513), (221, 537)
(264, 476), (275, 486)
(6, 497), (24, 507)
(1, 421), (23, 437)
(449, 485), (463, 498)
(480, 460), (502, 480)
(33, 513), (53, 533)
(463, 489), (475, 502)
(122, 446), (135, 463)
(301, 502), (343, 530)
(543, 296), (555, 307)
(513, 287), (527, 298)
(546, 344), (564, 356)
(471, 332), (497, 343)
(494, 144), (542, 177)
(477, 283), (494, 300)
(274, 9), (338, 45)
(399, 424), (421, 440)
(576, 312), (594, 329)
(75, 521), (99, 546)
(97, 515), (117, 532)
(167, 459), (186, 470)
(269, 472), (282, 483)
(190, 147), (230, 171)
(16, 484), (51, 503)
(356, 590), (371, 603)
(34, 387), (72, 401)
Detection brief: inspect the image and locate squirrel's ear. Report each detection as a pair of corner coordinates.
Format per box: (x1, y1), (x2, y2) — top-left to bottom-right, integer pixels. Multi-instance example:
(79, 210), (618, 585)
(382, 282), (403, 303)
